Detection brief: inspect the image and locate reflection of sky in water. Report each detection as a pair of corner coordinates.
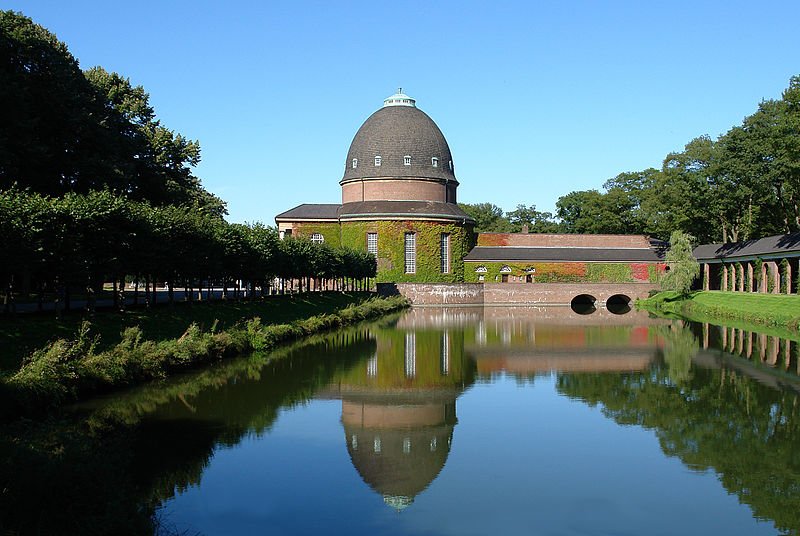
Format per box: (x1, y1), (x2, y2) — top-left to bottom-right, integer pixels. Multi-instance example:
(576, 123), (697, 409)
(161, 372), (776, 536)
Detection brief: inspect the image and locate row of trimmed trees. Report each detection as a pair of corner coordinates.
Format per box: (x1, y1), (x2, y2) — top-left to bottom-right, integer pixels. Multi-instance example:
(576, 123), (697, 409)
(0, 189), (376, 313)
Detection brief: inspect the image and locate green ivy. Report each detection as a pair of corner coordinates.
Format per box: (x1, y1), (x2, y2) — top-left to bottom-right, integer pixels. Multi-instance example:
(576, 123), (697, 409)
(733, 262), (742, 291)
(586, 263), (633, 283)
(648, 264), (661, 283)
(339, 220), (472, 283)
(753, 258), (763, 290)
(464, 261), (646, 284)
(291, 222), (342, 247)
(781, 258), (789, 294)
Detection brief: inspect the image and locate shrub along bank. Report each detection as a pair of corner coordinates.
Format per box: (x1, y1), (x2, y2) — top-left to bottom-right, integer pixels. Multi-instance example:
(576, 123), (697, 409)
(1, 295), (409, 419)
(638, 291), (800, 332)
(0, 292), (376, 371)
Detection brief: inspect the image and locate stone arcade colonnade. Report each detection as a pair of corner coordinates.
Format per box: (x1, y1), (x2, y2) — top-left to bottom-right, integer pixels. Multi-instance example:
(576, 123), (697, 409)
(700, 259), (793, 294)
(700, 258), (797, 294)
(694, 233), (800, 295)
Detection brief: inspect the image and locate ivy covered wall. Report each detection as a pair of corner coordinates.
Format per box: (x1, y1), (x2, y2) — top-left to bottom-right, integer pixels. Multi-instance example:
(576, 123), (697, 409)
(290, 220), (664, 286)
(464, 261), (663, 284)
(291, 222), (342, 247)
(340, 220), (474, 283)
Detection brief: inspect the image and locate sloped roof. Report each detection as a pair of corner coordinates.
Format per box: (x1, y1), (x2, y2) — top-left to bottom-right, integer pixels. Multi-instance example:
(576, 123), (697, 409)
(693, 232), (800, 261)
(464, 246), (663, 263)
(275, 203), (341, 221)
(275, 201), (475, 223)
(339, 200), (474, 222)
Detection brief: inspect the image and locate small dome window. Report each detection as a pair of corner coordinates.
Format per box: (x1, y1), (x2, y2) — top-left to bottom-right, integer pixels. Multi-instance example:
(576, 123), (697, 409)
(374, 155), (381, 166)
(404, 155), (411, 166)
(352, 158), (358, 169)
(449, 160), (453, 171)
(432, 157), (438, 167)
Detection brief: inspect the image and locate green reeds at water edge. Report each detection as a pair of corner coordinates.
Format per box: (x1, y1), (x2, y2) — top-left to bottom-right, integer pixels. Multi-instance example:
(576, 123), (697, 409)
(1, 295), (409, 419)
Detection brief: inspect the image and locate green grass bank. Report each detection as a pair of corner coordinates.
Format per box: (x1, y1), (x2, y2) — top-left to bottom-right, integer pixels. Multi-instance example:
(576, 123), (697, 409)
(0, 292), (375, 371)
(0, 294), (409, 419)
(638, 291), (800, 333)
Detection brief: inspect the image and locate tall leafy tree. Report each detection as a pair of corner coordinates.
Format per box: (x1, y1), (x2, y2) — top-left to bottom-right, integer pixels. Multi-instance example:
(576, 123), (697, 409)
(457, 202), (512, 232)
(661, 230), (700, 295)
(506, 204), (560, 233)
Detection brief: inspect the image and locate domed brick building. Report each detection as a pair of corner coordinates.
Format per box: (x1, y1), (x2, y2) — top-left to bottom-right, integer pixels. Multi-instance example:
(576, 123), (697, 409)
(276, 90), (475, 283)
(277, 90), (666, 303)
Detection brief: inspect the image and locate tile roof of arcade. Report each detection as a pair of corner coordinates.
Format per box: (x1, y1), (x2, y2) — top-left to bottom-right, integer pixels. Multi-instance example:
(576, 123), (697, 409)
(693, 232), (800, 262)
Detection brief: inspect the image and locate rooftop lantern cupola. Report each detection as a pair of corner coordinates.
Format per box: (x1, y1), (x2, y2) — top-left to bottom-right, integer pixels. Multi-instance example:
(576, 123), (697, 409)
(383, 88), (416, 107)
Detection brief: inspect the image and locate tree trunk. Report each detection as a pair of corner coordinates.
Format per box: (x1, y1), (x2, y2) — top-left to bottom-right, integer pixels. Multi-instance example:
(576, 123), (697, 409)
(85, 274), (95, 316)
(119, 277), (126, 312)
(112, 277), (118, 309)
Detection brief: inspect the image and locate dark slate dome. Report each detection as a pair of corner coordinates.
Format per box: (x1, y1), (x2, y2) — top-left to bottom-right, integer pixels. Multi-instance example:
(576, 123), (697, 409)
(341, 90), (457, 184)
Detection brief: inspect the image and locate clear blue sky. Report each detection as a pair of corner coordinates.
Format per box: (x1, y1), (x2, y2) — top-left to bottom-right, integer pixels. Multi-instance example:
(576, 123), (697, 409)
(8, 0), (800, 224)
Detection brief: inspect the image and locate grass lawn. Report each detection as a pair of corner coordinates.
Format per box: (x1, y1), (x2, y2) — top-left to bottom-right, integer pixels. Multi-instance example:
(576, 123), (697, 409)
(0, 292), (373, 372)
(639, 290), (800, 333)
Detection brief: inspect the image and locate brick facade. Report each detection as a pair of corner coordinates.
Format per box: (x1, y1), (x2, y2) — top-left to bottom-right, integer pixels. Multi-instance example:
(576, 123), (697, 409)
(342, 179), (448, 204)
(477, 233), (652, 248)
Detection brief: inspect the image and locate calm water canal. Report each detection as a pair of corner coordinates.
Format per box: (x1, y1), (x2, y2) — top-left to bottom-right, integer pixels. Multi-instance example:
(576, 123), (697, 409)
(80, 307), (800, 535)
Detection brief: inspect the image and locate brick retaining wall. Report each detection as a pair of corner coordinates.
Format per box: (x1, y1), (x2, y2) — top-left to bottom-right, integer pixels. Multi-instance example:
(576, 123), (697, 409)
(378, 282), (658, 306)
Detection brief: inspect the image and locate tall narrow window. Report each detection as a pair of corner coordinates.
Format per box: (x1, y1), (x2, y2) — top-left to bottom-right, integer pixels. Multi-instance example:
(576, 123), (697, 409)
(374, 155), (381, 166)
(404, 232), (416, 274)
(311, 233), (324, 244)
(405, 332), (416, 378)
(367, 232), (378, 257)
(404, 155), (411, 166)
(440, 233), (450, 273)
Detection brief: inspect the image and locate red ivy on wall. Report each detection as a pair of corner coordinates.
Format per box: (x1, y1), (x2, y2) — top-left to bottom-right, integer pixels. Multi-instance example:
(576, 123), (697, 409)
(477, 234), (510, 246)
(631, 264), (650, 281)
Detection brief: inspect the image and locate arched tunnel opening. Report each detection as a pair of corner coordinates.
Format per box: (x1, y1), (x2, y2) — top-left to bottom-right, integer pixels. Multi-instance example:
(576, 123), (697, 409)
(570, 294), (597, 315)
(606, 294), (632, 315)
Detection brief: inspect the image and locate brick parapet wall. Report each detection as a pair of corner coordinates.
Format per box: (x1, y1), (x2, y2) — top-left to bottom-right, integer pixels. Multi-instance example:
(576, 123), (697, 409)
(378, 282), (484, 305)
(378, 282), (658, 306)
(483, 283), (657, 305)
(477, 233), (652, 248)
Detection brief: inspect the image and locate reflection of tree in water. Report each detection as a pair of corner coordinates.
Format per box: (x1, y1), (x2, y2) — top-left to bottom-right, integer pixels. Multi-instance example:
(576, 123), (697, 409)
(660, 322), (699, 385)
(557, 352), (800, 533)
(0, 326), (378, 535)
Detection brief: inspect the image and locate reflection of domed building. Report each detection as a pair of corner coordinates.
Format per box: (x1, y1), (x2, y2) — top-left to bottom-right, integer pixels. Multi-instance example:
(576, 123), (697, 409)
(343, 393), (456, 510)
(321, 325), (476, 509)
